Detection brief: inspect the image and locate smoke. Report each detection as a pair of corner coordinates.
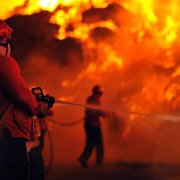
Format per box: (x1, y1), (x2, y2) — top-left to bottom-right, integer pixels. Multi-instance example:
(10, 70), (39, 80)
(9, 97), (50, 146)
(82, 3), (124, 25)
(2, 1), (180, 166)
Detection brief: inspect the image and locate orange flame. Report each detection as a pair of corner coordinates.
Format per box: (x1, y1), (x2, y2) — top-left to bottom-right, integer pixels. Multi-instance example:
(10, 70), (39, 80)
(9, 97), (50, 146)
(1, 0), (179, 102)
(1, 0), (180, 166)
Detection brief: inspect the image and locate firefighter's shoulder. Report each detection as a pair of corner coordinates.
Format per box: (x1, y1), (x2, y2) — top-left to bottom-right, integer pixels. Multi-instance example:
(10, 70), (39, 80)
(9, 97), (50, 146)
(0, 55), (21, 74)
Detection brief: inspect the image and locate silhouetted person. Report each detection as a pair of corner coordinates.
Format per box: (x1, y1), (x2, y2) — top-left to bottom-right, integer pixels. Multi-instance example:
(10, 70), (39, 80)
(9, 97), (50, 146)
(79, 85), (105, 168)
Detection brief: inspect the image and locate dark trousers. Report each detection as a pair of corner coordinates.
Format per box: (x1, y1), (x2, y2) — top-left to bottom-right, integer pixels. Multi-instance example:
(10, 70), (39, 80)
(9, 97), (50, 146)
(80, 126), (104, 165)
(29, 130), (46, 180)
(0, 128), (29, 180)
(29, 146), (45, 180)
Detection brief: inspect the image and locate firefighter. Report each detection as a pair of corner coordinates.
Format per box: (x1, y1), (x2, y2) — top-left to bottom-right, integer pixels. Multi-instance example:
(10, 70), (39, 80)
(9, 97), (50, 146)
(79, 85), (105, 168)
(0, 20), (38, 180)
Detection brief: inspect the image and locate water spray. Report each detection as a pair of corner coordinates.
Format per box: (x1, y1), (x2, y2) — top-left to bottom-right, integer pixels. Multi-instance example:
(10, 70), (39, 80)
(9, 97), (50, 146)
(55, 99), (180, 122)
(32, 87), (180, 122)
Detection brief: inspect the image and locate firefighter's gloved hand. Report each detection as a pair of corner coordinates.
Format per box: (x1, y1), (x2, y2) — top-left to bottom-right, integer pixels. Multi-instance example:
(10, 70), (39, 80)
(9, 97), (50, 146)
(36, 102), (48, 118)
(47, 96), (55, 109)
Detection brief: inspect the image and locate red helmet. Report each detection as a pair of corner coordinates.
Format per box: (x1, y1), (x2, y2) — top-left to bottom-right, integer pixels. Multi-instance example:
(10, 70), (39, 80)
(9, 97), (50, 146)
(92, 85), (103, 96)
(0, 20), (13, 41)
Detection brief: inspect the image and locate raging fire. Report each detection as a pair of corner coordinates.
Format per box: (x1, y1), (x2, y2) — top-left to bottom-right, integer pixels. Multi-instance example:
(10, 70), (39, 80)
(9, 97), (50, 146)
(1, 0), (180, 166)
(0, 0), (180, 111)
(0, 0), (180, 110)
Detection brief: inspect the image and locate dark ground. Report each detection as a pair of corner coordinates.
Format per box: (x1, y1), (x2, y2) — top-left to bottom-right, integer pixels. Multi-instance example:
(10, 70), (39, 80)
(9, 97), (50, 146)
(45, 162), (180, 180)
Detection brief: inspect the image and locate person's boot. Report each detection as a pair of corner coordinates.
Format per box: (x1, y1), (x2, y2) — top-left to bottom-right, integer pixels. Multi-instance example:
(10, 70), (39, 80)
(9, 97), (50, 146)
(78, 157), (88, 168)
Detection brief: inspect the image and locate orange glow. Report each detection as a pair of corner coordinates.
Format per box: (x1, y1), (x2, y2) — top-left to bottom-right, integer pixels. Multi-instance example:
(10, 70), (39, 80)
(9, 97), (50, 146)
(123, 0), (157, 25)
(172, 67), (180, 78)
(0, 0), (180, 112)
(1, 0), (180, 166)
(0, 0), (25, 19)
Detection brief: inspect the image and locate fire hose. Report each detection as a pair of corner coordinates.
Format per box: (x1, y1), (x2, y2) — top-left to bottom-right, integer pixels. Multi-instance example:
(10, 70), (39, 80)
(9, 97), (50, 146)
(48, 117), (83, 126)
(32, 87), (180, 122)
(30, 87), (180, 175)
(55, 99), (180, 122)
(44, 117), (84, 175)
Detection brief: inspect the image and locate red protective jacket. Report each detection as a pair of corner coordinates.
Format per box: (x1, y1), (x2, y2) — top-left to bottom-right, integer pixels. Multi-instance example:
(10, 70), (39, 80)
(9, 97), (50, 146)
(0, 55), (38, 140)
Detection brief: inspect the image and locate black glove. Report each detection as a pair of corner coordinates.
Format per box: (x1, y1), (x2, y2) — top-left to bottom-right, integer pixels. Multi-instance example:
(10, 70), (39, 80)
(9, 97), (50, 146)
(36, 102), (48, 118)
(44, 95), (55, 109)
